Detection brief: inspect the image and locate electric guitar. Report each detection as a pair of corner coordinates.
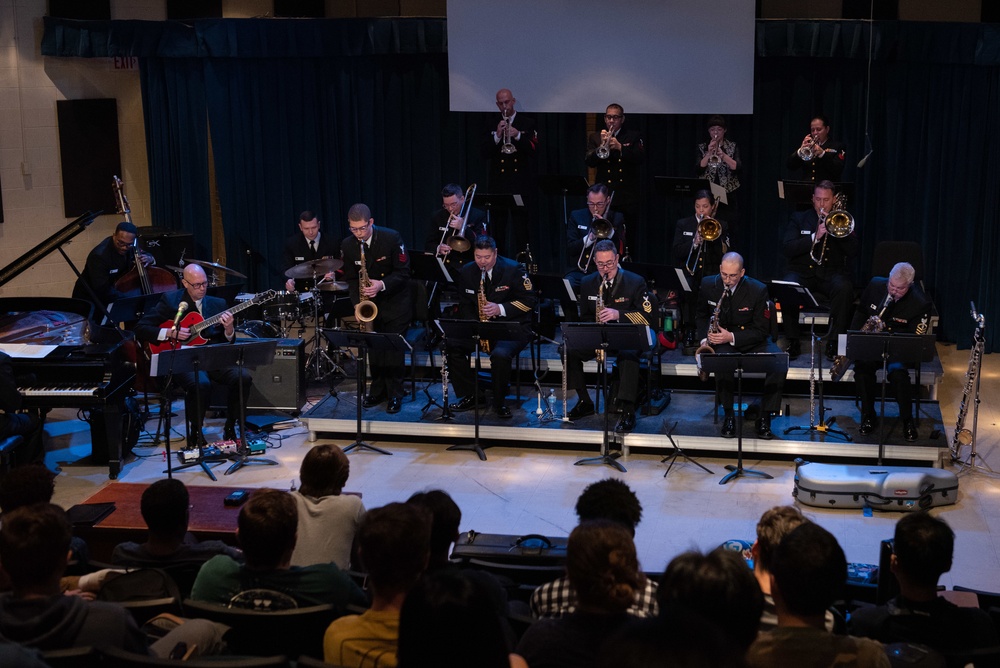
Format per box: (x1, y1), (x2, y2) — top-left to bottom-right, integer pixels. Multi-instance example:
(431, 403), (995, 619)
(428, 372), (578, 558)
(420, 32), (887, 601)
(148, 290), (277, 354)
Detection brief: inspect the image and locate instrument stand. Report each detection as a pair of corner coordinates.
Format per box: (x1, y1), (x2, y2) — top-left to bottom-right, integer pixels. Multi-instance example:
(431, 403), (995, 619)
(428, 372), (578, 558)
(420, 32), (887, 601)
(323, 329), (412, 456)
(783, 318), (851, 442)
(224, 342), (281, 475)
(661, 420), (713, 477)
(954, 320), (990, 471)
(700, 353), (786, 485)
(563, 323), (655, 473)
(437, 319), (534, 460)
(847, 333), (935, 465)
(420, 342), (451, 420)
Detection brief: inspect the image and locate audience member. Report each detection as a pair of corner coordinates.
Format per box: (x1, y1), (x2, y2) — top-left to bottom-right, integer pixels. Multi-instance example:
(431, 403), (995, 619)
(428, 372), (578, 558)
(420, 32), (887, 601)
(398, 569), (527, 668)
(657, 547), (764, 657)
(596, 607), (740, 668)
(190, 488), (365, 609)
(849, 512), (999, 663)
(0, 503), (225, 657)
(517, 520), (646, 668)
(112, 478), (242, 565)
(0, 351), (46, 465)
(291, 444), (365, 569)
(324, 502), (432, 668)
(531, 478), (657, 618)
(746, 522), (890, 668)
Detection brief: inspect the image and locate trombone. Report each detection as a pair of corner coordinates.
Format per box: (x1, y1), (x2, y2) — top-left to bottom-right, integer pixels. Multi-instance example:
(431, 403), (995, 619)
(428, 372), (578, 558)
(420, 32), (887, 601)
(437, 183), (477, 255)
(577, 191), (615, 272)
(809, 193), (854, 265)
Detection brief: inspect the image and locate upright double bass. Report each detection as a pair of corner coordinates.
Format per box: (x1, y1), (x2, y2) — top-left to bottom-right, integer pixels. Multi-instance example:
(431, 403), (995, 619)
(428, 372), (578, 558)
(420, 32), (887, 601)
(111, 176), (177, 298)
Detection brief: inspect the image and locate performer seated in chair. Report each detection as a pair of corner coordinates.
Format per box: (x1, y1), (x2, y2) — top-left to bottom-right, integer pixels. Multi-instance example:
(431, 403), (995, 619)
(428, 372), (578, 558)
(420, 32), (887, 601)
(447, 236), (536, 419)
(565, 184), (625, 292)
(565, 240), (653, 434)
(696, 252), (785, 440)
(135, 264), (252, 448)
(850, 262), (931, 442)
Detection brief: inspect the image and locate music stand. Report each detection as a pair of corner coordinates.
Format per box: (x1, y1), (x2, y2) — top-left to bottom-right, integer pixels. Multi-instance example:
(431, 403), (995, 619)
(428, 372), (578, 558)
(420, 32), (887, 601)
(846, 332), (935, 464)
(538, 175), (591, 227)
(322, 329), (412, 455)
(563, 322), (653, 472)
(700, 352), (788, 485)
(410, 251), (455, 314)
(477, 193), (523, 251)
(106, 293), (165, 326)
(437, 319), (534, 461)
(661, 420), (713, 477)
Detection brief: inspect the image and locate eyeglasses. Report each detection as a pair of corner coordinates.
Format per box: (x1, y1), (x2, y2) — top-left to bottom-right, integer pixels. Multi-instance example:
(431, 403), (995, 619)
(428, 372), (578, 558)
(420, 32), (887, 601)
(184, 280), (209, 289)
(349, 223), (370, 233)
(587, 201), (608, 208)
(604, 114), (623, 120)
(594, 260), (617, 269)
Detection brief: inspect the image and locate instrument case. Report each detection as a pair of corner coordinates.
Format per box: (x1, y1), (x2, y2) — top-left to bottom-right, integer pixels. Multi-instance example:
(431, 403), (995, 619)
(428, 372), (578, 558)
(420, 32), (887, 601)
(451, 531), (568, 566)
(793, 460), (958, 512)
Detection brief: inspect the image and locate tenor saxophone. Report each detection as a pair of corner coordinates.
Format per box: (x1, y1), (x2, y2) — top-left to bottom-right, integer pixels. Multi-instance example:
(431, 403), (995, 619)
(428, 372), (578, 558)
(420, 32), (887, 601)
(478, 271), (492, 354)
(355, 242), (378, 332)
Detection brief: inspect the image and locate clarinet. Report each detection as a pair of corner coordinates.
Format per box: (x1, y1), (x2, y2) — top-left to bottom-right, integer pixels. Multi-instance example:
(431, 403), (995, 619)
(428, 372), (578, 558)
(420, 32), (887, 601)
(561, 341), (570, 422)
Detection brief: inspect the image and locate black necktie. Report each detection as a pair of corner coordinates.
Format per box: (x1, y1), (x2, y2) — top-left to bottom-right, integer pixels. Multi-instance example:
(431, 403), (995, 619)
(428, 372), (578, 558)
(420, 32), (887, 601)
(484, 272), (492, 294)
(723, 288), (733, 324)
(309, 240), (315, 255)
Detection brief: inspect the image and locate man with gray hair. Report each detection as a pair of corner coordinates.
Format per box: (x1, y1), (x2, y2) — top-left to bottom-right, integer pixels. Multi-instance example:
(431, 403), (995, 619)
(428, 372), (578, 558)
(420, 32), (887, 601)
(849, 262), (932, 441)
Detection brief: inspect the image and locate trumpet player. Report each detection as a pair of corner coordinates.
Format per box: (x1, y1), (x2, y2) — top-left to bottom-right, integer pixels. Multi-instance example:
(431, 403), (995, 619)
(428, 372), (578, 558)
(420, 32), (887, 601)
(786, 115), (846, 183)
(566, 184), (625, 289)
(779, 180), (858, 360)
(565, 240), (653, 434)
(672, 190), (730, 351)
(585, 104), (645, 232)
(696, 253), (786, 440)
(696, 115), (742, 230)
(340, 204), (412, 414)
(851, 263), (931, 441)
(446, 236), (535, 419)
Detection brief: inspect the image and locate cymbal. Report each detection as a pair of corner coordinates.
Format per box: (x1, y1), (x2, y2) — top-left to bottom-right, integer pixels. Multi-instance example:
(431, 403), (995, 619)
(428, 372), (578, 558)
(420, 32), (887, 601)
(165, 265), (184, 273)
(285, 257), (344, 279)
(317, 280), (349, 292)
(185, 259), (247, 279)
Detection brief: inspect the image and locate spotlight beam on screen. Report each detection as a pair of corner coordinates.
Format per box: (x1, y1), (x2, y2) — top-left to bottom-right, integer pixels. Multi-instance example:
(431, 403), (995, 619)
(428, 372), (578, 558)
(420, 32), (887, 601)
(447, 0), (755, 114)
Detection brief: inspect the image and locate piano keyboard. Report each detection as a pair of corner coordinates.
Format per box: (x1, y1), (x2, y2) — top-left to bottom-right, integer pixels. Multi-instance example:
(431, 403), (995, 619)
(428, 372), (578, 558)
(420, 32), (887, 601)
(18, 383), (102, 398)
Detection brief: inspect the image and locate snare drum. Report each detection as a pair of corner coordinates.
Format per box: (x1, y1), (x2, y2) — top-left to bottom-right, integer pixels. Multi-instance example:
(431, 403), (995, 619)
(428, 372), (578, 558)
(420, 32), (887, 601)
(263, 291), (305, 322)
(236, 320), (280, 339)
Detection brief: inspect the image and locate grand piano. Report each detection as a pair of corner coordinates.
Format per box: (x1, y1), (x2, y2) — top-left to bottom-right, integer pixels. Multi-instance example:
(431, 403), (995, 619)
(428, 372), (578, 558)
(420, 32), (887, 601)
(0, 212), (136, 479)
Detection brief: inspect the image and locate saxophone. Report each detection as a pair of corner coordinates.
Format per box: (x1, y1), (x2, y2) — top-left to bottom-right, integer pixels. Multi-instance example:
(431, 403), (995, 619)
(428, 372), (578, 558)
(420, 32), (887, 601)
(829, 294), (893, 382)
(695, 289), (727, 381)
(595, 278), (607, 364)
(355, 242), (378, 332)
(478, 271), (492, 354)
(951, 302), (985, 458)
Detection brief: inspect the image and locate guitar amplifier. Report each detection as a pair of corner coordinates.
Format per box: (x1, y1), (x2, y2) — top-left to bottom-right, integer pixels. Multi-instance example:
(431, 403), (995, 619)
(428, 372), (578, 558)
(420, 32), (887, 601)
(211, 338), (305, 414)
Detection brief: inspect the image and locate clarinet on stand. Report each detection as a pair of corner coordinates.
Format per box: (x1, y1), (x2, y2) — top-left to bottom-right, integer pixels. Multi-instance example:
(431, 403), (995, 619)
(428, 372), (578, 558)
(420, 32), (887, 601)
(951, 301), (986, 467)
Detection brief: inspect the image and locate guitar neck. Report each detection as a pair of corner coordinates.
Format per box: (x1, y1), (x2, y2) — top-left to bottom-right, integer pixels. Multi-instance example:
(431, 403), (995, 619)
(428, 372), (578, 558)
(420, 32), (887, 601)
(190, 292), (273, 337)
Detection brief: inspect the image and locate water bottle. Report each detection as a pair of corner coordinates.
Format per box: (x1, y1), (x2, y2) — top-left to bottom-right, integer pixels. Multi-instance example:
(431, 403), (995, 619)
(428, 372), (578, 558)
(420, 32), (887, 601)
(546, 389), (557, 414)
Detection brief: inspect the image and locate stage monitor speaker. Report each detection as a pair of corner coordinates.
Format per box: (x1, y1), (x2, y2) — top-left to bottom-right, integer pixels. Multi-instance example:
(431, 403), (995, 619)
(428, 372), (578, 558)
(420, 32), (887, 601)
(56, 99), (121, 218)
(136, 227), (195, 268)
(211, 339), (305, 414)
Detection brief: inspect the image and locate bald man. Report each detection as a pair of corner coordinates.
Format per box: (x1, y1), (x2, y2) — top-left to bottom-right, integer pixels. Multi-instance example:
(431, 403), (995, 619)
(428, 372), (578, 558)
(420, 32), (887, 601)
(135, 265), (252, 448)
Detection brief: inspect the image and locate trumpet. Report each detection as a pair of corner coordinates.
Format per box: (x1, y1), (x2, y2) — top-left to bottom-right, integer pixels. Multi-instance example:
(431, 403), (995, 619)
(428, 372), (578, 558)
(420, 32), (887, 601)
(596, 129), (612, 160)
(355, 241), (378, 331)
(577, 192), (616, 272)
(797, 134), (817, 161)
(809, 193), (854, 266)
(706, 136), (724, 165)
(438, 183), (478, 255)
(684, 214), (724, 277)
(500, 111), (517, 154)
(515, 243), (538, 275)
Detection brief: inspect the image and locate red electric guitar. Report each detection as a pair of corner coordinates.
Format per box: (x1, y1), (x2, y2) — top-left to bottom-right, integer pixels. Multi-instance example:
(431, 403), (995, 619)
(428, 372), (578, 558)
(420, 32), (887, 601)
(148, 290), (277, 355)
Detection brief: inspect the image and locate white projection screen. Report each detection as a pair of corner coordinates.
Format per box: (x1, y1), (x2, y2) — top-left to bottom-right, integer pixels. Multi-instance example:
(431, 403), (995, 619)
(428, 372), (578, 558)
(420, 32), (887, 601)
(447, 0), (755, 115)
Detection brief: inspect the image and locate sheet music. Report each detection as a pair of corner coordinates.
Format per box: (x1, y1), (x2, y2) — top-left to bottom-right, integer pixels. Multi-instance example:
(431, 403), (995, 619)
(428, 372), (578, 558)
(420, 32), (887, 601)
(0, 344), (57, 359)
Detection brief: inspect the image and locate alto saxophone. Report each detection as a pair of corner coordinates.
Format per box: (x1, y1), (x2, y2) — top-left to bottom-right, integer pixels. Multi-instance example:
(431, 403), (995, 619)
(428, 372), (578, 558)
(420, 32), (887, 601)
(595, 278), (607, 364)
(478, 271), (492, 354)
(695, 289), (727, 381)
(355, 242), (378, 332)
(829, 294), (893, 382)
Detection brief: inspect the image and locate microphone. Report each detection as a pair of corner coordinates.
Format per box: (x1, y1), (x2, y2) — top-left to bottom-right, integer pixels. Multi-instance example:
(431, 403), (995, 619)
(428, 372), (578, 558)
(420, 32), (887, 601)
(171, 301), (189, 334)
(857, 150), (873, 169)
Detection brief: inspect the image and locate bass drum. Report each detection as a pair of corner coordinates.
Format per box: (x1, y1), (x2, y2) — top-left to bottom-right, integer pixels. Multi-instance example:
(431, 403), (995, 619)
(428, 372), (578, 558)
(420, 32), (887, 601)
(236, 320), (280, 339)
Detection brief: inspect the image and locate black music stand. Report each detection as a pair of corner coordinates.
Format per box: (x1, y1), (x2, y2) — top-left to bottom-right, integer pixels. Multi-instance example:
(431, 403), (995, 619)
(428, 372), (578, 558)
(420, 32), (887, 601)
(846, 332), (935, 464)
(322, 329), (412, 456)
(538, 175), (591, 227)
(700, 352), (788, 485)
(410, 251), (455, 314)
(563, 322), (653, 472)
(437, 319), (534, 461)
(661, 420), (713, 477)
(106, 293), (164, 326)
(477, 193), (523, 251)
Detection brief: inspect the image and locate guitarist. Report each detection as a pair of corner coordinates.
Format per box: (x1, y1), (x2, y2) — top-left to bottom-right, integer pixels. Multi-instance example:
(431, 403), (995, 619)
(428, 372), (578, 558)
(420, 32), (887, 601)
(135, 264), (252, 448)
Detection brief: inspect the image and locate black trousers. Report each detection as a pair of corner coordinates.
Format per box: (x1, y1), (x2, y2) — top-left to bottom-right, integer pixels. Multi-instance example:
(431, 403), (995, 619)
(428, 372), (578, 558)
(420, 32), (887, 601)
(566, 349), (640, 407)
(855, 361), (915, 420)
(711, 341), (786, 416)
(447, 338), (528, 408)
(170, 367), (252, 437)
(367, 308), (411, 400)
(780, 270), (854, 342)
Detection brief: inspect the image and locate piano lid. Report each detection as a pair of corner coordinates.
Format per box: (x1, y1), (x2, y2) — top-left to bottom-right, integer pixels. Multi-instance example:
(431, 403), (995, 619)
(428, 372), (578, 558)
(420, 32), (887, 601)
(0, 297), (95, 346)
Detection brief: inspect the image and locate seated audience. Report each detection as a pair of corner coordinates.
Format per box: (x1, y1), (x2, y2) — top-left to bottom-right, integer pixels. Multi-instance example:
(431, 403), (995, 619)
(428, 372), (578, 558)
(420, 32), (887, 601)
(191, 488), (366, 609)
(849, 512), (999, 663)
(112, 478), (242, 565)
(0, 503), (225, 657)
(517, 520), (646, 668)
(531, 478), (657, 618)
(746, 522), (890, 668)
(324, 502), (432, 668)
(291, 444), (366, 569)
(596, 607), (740, 668)
(397, 569), (527, 668)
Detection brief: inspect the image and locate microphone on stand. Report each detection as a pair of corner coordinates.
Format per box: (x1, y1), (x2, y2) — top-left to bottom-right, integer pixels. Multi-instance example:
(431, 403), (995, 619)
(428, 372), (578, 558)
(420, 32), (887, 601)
(171, 301), (189, 335)
(857, 150), (873, 169)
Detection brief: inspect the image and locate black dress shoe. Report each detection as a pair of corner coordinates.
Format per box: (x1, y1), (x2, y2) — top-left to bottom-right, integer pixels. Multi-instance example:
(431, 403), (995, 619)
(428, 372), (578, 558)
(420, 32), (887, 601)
(386, 397), (402, 414)
(495, 404), (512, 419)
(721, 415), (736, 438)
(755, 417), (775, 440)
(824, 340), (837, 361)
(615, 410), (636, 433)
(567, 401), (596, 421)
(859, 413), (878, 435)
(450, 395), (484, 412)
(786, 339), (801, 360)
(684, 329), (697, 349)
(903, 420), (918, 442)
(362, 393), (386, 408)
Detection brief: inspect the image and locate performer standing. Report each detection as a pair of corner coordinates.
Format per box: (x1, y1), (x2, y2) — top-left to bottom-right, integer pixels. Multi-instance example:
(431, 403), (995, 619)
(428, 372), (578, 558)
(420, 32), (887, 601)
(447, 236), (535, 419)
(565, 240), (653, 434)
(340, 204), (412, 414)
(849, 263), (931, 441)
(786, 115), (846, 183)
(585, 104), (644, 235)
(134, 264), (251, 447)
(283, 211), (338, 293)
(696, 115), (742, 232)
(479, 88), (538, 255)
(72, 221), (155, 311)
(566, 184), (625, 290)
(672, 191), (730, 351)
(696, 252), (785, 440)
(779, 180), (858, 360)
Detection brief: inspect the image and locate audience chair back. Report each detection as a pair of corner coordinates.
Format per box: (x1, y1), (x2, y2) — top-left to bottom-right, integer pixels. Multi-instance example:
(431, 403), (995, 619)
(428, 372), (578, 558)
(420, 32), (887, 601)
(99, 645), (290, 668)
